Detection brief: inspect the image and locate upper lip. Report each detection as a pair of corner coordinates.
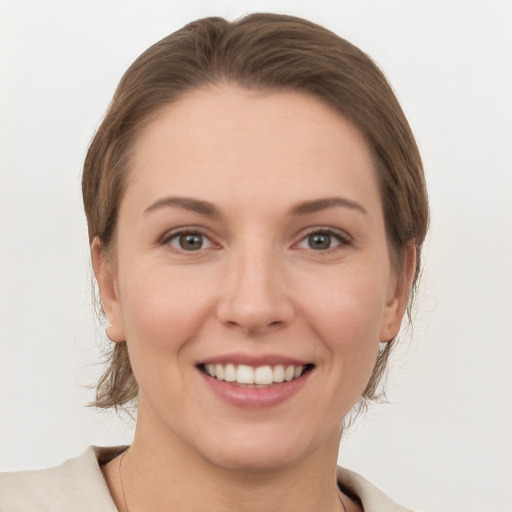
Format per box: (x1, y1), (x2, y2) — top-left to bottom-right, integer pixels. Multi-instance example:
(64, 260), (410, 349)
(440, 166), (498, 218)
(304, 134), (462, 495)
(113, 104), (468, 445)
(198, 352), (312, 367)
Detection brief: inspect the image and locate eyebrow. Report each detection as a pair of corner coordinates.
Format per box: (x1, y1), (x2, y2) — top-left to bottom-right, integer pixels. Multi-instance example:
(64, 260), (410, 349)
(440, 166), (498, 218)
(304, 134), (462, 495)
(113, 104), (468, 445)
(290, 197), (367, 216)
(144, 196), (221, 218)
(144, 195), (367, 218)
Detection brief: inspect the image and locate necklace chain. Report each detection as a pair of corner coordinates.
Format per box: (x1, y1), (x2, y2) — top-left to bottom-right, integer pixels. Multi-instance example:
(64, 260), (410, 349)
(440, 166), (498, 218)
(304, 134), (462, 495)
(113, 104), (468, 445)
(118, 449), (346, 512)
(118, 450), (129, 512)
(338, 490), (348, 512)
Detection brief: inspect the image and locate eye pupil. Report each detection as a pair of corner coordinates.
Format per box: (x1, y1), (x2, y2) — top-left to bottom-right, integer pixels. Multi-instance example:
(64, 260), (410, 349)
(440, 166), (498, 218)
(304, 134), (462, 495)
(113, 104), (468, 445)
(179, 234), (203, 251)
(308, 233), (331, 250)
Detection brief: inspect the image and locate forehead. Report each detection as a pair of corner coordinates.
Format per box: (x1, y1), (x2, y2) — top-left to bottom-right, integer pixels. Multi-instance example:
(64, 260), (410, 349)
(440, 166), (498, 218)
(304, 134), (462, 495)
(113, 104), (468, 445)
(125, 85), (380, 213)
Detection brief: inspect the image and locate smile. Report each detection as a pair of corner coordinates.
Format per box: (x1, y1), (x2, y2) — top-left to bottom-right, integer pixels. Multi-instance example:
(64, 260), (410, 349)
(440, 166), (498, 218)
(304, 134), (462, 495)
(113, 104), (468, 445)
(200, 363), (312, 387)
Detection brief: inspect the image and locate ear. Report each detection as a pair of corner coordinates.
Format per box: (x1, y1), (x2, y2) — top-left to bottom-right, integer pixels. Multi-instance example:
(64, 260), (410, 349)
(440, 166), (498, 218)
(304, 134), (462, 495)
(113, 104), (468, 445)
(379, 243), (417, 343)
(91, 237), (126, 342)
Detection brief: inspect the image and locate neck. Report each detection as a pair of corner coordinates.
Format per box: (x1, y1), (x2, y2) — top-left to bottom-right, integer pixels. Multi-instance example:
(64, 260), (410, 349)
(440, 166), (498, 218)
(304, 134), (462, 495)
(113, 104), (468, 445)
(107, 405), (345, 512)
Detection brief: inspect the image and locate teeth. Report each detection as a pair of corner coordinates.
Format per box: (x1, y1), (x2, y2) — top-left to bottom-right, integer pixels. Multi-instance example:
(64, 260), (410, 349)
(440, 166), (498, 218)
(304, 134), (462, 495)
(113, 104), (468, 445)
(215, 364), (225, 380)
(273, 365), (285, 383)
(284, 365), (295, 381)
(203, 363), (308, 385)
(254, 365), (273, 385)
(224, 363), (236, 382)
(237, 365), (254, 384)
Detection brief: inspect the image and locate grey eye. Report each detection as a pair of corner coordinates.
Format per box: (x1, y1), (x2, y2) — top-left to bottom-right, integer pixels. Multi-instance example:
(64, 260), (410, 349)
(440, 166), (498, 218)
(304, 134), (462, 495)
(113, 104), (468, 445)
(178, 233), (204, 251)
(307, 233), (333, 250)
(296, 230), (347, 252)
(166, 232), (213, 251)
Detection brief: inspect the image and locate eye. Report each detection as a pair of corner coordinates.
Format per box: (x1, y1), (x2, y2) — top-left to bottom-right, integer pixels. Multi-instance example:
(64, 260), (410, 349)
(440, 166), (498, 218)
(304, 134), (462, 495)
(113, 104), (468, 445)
(296, 229), (350, 251)
(165, 231), (214, 251)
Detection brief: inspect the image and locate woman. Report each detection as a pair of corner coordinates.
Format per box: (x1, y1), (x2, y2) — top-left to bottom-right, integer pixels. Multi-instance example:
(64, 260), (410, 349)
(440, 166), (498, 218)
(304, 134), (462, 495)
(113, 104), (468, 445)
(0, 13), (428, 512)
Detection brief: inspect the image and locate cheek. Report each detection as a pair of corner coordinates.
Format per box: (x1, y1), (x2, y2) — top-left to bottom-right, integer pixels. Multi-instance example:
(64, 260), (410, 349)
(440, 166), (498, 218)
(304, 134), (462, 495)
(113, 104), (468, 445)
(302, 270), (387, 384)
(305, 267), (388, 341)
(119, 262), (208, 331)
(116, 269), (213, 378)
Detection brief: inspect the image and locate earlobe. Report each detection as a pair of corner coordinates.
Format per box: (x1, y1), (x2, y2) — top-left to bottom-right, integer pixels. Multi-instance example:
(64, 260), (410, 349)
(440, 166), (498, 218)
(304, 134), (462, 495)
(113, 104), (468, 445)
(91, 237), (126, 342)
(379, 243), (417, 343)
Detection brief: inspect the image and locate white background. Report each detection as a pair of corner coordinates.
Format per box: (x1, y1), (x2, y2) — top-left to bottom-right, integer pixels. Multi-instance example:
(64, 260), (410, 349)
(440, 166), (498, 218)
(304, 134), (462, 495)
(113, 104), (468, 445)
(1, 1), (511, 511)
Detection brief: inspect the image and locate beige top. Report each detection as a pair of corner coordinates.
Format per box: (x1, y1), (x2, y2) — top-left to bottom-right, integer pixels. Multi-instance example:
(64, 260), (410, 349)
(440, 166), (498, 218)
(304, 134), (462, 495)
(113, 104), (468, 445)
(0, 446), (415, 511)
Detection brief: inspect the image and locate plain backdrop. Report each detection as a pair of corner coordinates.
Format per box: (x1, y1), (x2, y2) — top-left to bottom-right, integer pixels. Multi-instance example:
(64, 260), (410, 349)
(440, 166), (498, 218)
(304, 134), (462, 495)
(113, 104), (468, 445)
(1, 1), (511, 511)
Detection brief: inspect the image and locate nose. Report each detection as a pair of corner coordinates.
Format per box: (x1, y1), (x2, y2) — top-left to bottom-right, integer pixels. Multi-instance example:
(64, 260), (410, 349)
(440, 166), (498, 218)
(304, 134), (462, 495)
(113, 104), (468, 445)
(216, 246), (295, 335)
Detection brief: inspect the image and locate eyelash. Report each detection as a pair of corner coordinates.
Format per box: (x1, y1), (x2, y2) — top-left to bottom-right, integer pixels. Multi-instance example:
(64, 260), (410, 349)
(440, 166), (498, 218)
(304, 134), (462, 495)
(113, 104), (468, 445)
(295, 227), (352, 253)
(160, 228), (217, 252)
(159, 227), (352, 253)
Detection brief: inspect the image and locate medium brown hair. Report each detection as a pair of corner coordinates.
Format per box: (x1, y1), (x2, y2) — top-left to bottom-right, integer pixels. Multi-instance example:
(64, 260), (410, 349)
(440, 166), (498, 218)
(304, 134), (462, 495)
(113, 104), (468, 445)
(82, 13), (429, 411)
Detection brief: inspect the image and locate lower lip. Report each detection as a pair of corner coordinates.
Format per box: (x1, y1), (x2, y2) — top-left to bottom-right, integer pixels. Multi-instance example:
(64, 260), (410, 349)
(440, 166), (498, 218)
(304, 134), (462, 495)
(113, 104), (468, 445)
(199, 370), (311, 408)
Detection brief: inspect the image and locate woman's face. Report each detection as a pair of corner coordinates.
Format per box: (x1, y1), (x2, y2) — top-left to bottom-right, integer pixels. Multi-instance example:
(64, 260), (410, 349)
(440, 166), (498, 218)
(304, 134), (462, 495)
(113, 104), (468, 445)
(96, 85), (411, 471)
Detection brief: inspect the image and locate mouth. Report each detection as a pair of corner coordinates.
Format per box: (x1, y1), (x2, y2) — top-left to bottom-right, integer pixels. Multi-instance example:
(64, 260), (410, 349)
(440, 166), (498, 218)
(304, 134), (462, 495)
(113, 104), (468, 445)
(198, 363), (315, 388)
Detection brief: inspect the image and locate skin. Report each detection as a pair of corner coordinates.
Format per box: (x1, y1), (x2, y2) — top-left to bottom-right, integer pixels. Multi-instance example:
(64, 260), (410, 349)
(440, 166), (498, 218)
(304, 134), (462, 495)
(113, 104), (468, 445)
(94, 85), (415, 512)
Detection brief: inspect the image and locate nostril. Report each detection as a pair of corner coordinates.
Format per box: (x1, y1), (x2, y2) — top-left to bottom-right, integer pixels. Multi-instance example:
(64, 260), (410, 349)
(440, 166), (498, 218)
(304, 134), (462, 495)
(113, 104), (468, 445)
(215, 260), (295, 332)
(217, 305), (290, 335)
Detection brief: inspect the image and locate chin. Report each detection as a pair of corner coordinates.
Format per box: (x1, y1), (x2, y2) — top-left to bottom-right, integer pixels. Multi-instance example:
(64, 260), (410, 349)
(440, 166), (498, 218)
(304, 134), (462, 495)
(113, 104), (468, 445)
(207, 442), (304, 473)
(196, 422), (337, 474)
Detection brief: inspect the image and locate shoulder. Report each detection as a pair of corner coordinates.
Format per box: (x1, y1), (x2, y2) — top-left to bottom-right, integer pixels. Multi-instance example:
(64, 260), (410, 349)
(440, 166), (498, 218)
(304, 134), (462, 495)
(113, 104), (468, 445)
(0, 446), (123, 512)
(337, 466), (417, 512)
